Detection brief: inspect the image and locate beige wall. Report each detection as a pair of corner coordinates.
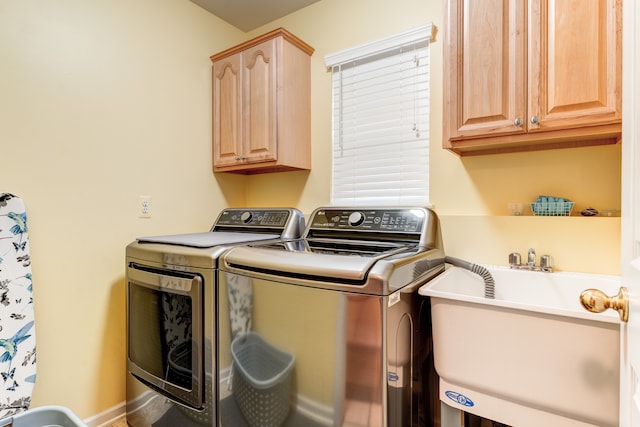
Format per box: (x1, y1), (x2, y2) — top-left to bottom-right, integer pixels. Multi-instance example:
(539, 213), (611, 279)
(0, 0), (621, 420)
(0, 0), (247, 418)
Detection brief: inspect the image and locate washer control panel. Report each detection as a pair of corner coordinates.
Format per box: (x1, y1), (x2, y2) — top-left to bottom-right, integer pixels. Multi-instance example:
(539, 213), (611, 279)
(215, 209), (291, 227)
(310, 208), (427, 233)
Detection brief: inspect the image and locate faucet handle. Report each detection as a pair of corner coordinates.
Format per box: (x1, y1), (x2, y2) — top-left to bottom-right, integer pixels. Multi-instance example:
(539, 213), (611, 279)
(509, 252), (521, 266)
(540, 255), (554, 271)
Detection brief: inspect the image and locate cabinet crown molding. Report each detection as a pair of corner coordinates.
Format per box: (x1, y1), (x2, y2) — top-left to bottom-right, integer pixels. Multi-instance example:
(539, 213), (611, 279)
(210, 27), (314, 63)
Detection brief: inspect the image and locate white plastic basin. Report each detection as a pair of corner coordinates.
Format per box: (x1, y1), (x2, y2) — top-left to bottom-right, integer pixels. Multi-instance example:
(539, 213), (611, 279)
(419, 266), (621, 427)
(3, 405), (88, 427)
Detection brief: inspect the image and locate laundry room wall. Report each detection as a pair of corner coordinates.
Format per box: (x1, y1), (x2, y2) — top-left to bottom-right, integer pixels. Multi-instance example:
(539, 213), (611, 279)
(0, 0), (248, 419)
(243, 0), (621, 275)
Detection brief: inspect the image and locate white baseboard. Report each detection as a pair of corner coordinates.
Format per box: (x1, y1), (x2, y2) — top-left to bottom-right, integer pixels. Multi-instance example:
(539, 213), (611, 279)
(83, 400), (126, 427)
(295, 394), (333, 426)
(104, 371), (335, 427)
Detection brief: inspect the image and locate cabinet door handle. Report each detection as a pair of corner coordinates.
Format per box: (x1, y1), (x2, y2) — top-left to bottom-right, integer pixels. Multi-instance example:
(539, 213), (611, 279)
(514, 117), (523, 127)
(530, 115), (540, 125)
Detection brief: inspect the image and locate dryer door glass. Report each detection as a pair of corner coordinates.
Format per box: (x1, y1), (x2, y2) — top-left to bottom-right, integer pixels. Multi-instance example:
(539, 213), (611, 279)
(127, 264), (204, 409)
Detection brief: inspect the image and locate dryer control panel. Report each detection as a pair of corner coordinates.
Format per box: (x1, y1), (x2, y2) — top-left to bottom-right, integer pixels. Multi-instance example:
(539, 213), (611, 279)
(211, 208), (305, 239)
(214, 209), (291, 227)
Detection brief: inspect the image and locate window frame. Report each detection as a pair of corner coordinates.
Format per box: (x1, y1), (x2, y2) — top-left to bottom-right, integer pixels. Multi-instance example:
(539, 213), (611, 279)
(325, 23), (436, 207)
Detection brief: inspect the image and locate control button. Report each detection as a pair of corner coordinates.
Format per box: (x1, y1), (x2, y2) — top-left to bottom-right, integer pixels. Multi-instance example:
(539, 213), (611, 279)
(240, 211), (253, 223)
(348, 211), (365, 226)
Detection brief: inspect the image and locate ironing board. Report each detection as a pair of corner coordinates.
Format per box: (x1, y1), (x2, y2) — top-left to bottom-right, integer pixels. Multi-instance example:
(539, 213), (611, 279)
(0, 193), (36, 418)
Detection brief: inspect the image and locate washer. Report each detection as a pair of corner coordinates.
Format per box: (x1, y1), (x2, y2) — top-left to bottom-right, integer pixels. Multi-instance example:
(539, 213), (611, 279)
(125, 208), (305, 426)
(218, 207), (445, 427)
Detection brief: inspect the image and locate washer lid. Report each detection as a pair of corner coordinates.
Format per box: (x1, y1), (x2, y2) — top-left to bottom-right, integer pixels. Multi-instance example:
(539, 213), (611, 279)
(137, 231), (280, 248)
(222, 241), (415, 284)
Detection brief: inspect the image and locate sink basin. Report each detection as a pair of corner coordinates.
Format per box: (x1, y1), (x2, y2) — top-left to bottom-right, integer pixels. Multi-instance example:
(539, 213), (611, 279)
(419, 266), (621, 427)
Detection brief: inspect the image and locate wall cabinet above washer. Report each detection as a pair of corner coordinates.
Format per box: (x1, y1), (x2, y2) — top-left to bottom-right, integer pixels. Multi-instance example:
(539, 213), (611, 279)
(443, 0), (622, 156)
(210, 28), (314, 174)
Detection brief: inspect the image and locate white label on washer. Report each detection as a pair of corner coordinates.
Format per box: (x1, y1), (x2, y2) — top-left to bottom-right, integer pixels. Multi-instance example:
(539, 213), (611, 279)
(388, 292), (400, 307)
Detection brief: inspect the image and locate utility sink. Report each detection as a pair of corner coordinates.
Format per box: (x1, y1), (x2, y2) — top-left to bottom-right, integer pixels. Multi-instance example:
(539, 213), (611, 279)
(419, 266), (621, 427)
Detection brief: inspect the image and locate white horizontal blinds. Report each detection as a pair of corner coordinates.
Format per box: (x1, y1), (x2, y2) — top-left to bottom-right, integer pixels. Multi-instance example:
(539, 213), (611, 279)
(326, 25), (432, 206)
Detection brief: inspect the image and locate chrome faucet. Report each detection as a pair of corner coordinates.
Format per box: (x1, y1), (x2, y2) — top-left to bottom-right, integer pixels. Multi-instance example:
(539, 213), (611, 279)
(527, 248), (536, 267)
(509, 249), (553, 272)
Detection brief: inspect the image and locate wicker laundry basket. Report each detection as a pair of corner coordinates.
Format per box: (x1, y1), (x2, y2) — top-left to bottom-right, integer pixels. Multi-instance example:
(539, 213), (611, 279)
(231, 332), (295, 427)
(167, 341), (192, 388)
(171, 340), (215, 424)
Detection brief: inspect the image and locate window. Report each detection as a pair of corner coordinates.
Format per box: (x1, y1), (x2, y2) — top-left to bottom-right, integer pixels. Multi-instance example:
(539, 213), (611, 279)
(325, 24), (434, 206)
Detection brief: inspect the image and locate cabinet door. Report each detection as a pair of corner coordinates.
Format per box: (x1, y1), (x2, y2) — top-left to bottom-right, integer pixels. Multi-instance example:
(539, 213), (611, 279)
(528, 0), (621, 132)
(213, 54), (242, 167)
(242, 39), (278, 164)
(444, 0), (526, 142)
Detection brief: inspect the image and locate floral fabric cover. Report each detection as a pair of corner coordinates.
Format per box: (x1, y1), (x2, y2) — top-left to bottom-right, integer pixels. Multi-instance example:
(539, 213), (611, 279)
(0, 193), (36, 419)
(225, 272), (252, 340)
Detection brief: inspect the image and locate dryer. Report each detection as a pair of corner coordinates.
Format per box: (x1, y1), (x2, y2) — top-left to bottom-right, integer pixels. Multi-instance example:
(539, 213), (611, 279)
(125, 208), (304, 426)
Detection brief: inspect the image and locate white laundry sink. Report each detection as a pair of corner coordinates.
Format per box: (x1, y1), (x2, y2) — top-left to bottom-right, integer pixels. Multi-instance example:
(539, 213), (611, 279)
(419, 266), (621, 427)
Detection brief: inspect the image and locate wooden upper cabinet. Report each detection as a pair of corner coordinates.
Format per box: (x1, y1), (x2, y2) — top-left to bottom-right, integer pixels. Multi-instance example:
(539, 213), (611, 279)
(444, 0), (622, 155)
(211, 28), (314, 174)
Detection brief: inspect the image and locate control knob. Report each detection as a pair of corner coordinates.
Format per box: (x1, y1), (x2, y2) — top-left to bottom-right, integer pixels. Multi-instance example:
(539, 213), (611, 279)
(240, 211), (253, 223)
(348, 211), (365, 226)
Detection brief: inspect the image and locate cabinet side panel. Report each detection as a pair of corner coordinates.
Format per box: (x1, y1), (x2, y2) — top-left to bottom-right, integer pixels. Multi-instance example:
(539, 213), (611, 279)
(278, 38), (311, 170)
